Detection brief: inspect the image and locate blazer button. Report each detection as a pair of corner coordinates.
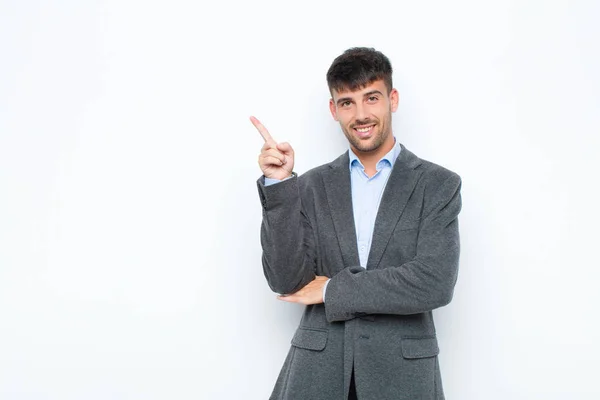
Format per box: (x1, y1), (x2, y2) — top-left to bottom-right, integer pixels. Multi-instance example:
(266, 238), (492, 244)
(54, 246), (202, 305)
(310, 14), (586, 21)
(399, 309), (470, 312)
(359, 334), (370, 339)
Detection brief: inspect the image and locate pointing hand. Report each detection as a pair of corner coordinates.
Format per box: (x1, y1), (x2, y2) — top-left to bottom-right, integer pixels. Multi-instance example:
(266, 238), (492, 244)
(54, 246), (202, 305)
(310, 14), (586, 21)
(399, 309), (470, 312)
(251, 116), (295, 180)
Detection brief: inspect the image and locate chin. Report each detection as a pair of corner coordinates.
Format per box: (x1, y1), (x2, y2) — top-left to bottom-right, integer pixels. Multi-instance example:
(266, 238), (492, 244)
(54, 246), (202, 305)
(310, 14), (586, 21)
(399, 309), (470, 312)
(353, 139), (382, 153)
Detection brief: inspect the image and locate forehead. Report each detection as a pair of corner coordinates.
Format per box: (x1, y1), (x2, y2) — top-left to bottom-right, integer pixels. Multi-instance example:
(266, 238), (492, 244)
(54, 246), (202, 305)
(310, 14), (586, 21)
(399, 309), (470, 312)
(331, 79), (388, 100)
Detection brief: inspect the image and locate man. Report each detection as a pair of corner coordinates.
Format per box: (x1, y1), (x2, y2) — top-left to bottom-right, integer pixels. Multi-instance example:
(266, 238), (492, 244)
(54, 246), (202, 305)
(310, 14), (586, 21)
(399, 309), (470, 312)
(252, 47), (461, 400)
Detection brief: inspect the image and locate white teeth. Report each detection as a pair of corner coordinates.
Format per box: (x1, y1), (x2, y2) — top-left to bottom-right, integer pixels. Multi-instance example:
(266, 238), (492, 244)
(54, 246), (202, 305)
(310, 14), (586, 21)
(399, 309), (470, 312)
(356, 127), (372, 133)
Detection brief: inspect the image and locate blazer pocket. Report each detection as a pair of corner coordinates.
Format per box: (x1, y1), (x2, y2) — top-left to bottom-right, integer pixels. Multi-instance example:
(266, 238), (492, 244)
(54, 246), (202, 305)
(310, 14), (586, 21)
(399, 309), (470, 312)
(400, 336), (439, 359)
(291, 327), (328, 351)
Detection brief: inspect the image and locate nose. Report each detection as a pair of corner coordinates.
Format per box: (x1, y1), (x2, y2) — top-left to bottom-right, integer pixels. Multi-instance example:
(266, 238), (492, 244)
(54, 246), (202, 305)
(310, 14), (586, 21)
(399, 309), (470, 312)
(354, 103), (368, 122)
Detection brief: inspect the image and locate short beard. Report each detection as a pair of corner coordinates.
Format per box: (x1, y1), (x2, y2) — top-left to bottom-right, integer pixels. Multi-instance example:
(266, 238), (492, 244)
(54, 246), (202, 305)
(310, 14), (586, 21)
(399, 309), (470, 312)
(345, 129), (388, 153)
(344, 115), (391, 153)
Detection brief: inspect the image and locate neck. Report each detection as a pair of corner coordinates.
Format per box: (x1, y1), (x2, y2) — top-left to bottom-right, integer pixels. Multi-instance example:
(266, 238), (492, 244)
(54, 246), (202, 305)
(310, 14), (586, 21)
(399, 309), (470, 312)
(353, 136), (395, 177)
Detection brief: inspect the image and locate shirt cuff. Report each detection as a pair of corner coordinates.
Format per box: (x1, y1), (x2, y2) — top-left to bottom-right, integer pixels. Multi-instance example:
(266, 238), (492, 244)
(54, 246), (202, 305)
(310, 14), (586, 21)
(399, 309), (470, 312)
(264, 174), (294, 187)
(322, 279), (331, 303)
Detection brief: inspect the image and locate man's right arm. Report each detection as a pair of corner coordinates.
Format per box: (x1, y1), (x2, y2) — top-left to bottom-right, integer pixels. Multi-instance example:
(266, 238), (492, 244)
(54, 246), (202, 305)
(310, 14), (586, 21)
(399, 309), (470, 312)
(251, 116), (317, 295)
(257, 174), (317, 295)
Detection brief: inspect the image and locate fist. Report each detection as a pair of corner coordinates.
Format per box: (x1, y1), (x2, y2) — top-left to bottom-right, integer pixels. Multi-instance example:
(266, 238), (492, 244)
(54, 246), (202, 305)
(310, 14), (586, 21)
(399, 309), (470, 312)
(251, 116), (295, 180)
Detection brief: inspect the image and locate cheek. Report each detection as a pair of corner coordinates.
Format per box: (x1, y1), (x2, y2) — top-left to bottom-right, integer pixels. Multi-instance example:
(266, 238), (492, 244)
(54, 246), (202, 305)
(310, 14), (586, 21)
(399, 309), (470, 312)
(378, 109), (391, 123)
(337, 112), (353, 125)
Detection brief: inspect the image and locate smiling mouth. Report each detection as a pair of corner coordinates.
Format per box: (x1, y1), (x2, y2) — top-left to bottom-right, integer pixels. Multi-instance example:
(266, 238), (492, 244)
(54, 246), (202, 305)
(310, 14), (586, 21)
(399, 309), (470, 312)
(353, 125), (376, 137)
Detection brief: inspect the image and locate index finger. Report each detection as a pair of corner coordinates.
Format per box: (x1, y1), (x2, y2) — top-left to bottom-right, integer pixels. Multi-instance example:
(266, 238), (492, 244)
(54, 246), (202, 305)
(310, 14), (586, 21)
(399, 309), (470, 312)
(250, 116), (277, 146)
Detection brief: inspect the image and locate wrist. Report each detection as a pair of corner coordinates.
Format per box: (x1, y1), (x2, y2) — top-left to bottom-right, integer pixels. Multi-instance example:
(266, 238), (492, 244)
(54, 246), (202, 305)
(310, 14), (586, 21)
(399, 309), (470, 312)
(265, 172), (295, 181)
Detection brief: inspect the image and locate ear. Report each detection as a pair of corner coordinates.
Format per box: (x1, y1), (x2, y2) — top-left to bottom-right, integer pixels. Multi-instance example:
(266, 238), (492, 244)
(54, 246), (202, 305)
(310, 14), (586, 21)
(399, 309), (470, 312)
(329, 98), (339, 121)
(389, 88), (399, 113)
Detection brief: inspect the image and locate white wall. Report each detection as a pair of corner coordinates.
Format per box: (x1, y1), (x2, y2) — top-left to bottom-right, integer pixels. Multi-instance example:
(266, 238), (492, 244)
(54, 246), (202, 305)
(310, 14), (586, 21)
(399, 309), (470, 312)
(1, 1), (599, 398)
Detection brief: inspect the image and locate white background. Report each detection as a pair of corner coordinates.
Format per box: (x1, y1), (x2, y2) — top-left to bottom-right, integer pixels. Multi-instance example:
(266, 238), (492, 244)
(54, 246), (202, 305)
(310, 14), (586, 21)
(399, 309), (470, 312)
(1, 1), (599, 399)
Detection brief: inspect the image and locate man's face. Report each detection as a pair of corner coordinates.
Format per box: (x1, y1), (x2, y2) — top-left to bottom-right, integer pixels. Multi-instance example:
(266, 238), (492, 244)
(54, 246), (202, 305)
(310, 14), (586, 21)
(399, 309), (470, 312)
(329, 79), (399, 154)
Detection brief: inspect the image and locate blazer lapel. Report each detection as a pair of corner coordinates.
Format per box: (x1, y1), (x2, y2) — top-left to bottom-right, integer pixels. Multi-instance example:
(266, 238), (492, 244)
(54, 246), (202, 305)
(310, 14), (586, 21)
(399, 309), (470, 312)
(367, 145), (423, 269)
(321, 152), (360, 268)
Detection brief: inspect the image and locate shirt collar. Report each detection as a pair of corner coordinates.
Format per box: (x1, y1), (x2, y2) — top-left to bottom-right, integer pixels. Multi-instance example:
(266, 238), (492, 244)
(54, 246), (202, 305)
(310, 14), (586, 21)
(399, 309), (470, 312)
(348, 136), (402, 171)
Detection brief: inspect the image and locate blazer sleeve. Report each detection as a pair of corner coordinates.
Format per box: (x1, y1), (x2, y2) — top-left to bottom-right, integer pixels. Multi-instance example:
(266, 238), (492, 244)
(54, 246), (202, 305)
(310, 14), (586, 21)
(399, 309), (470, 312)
(257, 174), (316, 295)
(324, 172), (462, 322)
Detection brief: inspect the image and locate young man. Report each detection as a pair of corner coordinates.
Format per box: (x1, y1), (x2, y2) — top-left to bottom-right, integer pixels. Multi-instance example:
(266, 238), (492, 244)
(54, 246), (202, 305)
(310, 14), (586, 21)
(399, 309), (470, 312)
(252, 47), (461, 400)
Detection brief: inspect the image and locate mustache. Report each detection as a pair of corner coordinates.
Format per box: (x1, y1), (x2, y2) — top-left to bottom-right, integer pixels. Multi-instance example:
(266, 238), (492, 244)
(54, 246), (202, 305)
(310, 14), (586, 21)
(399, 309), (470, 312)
(350, 119), (377, 128)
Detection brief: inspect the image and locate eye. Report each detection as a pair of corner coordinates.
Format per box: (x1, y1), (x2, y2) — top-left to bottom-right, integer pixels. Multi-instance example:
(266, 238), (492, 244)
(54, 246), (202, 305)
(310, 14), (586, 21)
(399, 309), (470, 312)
(340, 100), (352, 108)
(367, 95), (379, 103)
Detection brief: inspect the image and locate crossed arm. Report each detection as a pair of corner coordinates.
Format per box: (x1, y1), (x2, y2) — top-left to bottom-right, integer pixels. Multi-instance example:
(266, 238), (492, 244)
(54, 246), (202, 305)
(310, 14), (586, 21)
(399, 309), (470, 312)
(258, 171), (461, 321)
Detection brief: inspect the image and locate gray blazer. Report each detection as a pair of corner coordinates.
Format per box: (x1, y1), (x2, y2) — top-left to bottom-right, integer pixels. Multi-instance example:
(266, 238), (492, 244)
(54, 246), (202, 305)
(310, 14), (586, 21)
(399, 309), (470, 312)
(257, 144), (461, 400)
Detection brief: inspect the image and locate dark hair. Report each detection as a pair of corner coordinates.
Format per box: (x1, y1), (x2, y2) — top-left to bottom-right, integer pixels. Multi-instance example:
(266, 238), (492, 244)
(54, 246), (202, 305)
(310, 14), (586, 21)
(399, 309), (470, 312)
(326, 47), (393, 94)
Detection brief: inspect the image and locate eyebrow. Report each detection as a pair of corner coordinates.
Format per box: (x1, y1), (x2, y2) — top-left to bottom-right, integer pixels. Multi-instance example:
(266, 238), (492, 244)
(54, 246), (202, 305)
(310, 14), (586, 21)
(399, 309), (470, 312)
(363, 90), (384, 98)
(336, 90), (384, 106)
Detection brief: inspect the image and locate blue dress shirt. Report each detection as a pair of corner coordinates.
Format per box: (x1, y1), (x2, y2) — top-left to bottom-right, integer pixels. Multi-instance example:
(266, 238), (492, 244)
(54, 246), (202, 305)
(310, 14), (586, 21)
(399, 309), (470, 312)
(349, 139), (402, 268)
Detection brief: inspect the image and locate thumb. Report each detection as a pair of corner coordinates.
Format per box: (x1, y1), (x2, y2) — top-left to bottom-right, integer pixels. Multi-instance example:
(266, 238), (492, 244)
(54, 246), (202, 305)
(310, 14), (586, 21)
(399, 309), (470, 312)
(277, 142), (294, 154)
